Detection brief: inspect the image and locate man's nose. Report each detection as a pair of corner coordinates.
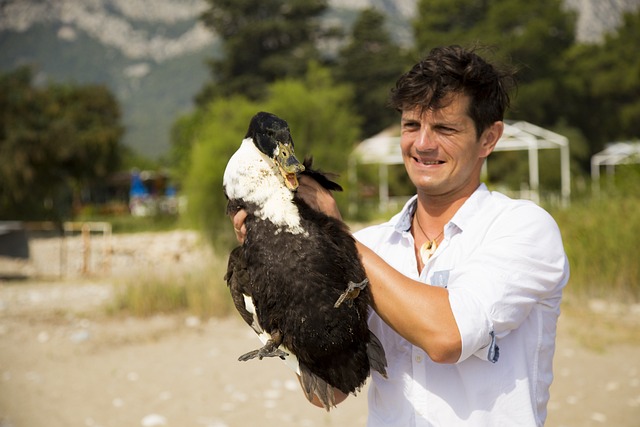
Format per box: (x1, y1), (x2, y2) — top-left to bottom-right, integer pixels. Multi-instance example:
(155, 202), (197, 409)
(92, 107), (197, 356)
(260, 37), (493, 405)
(415, 127), (437, 151)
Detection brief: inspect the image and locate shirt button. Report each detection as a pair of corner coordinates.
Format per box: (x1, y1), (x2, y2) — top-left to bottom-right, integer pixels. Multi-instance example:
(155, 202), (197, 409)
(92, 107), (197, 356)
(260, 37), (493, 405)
(415, 355), (422, 363)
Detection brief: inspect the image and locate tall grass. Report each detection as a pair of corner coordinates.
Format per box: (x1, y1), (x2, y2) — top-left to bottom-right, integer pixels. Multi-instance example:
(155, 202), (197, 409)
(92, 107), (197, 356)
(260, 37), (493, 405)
(551, 195), (640, 302)
(85, 213), (181, 234)
(109, 261), (235, 319)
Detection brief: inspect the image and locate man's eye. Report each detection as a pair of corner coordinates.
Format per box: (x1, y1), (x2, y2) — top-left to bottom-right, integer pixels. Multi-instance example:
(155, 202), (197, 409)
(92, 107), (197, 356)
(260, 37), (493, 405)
(438, 126), (456, 134)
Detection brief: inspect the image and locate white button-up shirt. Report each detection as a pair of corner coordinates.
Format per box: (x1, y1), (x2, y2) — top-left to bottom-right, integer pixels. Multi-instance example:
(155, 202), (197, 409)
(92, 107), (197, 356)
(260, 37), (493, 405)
(355, 184), (569, 427)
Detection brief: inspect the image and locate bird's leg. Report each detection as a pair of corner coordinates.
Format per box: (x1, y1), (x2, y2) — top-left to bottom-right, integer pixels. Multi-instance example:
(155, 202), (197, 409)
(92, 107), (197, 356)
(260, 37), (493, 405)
(238, 330), (289, 361)
(334, 278), (369, 308)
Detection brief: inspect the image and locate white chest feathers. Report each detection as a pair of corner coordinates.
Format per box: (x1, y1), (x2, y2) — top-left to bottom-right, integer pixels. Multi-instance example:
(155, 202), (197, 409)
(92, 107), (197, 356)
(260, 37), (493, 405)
(223, 138), (306, 235)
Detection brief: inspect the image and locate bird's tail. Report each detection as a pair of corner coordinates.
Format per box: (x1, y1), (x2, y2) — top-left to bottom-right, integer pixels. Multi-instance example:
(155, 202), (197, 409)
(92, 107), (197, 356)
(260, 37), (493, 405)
(299, 362), (336, 411)
(367, 331), (388, 379)
(298, 332), (387, 410)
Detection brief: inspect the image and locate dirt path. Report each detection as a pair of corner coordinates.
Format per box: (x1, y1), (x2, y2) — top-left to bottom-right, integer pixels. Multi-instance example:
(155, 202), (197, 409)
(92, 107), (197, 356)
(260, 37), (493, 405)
(1, 231), (639, 426)
(0, 280), (368, 427)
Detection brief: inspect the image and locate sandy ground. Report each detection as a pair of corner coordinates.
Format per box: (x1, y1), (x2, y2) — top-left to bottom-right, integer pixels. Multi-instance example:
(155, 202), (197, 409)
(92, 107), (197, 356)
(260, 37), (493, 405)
(1, 231), (639, 427)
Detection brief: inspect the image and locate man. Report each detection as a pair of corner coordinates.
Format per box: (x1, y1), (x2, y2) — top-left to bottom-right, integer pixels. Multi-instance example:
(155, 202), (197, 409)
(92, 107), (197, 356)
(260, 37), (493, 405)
(233, 45), (569, 426)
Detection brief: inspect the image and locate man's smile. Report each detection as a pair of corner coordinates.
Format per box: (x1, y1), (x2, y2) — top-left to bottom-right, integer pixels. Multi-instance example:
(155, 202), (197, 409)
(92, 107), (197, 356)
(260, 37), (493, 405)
(413, 155), (445, 166)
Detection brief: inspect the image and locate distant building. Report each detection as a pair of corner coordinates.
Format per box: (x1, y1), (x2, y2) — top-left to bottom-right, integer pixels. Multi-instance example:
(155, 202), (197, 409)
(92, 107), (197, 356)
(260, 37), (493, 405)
(82, 169), (179, 216)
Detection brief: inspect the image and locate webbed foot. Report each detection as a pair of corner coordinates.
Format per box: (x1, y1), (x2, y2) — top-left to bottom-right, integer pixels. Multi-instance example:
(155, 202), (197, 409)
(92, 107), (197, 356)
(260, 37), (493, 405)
(238, 332), (288, 361)
(238, 347), (289, 361)
(334, 278), (369, 308)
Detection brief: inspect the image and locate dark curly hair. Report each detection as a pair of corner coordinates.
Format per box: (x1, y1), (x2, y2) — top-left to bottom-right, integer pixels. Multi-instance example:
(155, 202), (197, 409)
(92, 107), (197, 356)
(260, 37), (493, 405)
(390, 45), (517, 137)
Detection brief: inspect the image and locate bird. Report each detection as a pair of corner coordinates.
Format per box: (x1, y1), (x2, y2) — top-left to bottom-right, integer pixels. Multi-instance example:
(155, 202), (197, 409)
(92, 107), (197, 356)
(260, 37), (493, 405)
(223, 111), (387, 410)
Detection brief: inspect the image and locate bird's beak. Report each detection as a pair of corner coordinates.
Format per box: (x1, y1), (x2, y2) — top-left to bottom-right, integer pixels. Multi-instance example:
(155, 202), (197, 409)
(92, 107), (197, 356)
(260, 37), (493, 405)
(275, 141), (305, 190)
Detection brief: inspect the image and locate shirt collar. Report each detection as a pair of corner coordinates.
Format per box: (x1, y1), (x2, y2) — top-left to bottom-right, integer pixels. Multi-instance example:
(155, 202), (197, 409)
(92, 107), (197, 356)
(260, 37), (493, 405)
(393, 195), (418, 234)
(392, 184), (490, 235)
(448, 183), (490, 232)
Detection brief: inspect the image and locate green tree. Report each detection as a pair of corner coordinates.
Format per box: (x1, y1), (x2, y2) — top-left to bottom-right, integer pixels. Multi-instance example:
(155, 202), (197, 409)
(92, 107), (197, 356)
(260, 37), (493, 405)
(170, 109), (209, 179)
(334, 7), (409, 137)
(265, 62), (361, 173)
(414, 0), (490, 49)
(182, 64), (360, 247)
(608, 11), (640, 140)
(480, 0), (575, 126)
(197, 0), (333, 103)
(0, 67), (123, 220)
(414, 0), (576, 126)
(184, 95), (260, 246)
(561, 10), (640, 155)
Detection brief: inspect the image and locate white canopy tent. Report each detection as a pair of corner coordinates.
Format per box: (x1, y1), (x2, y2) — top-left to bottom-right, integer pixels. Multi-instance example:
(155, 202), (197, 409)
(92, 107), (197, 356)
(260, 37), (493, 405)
(590, 141), (640, 193)
(348, 121), (571, 213)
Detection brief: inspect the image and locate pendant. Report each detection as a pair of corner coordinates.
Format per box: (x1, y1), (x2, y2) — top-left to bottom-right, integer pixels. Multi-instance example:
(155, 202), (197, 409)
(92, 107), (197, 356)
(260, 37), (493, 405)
(419, 240), (437, 263)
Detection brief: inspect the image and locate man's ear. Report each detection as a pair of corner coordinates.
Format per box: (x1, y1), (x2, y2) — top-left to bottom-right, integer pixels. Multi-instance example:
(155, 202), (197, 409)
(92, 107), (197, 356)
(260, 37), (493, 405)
(479, 121), (504, 158)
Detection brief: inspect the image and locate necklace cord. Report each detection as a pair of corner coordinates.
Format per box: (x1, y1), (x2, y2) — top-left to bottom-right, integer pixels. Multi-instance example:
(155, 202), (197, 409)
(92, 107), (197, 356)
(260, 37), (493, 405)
(414, 212), (444, 244)
(413, 212), (444, 262)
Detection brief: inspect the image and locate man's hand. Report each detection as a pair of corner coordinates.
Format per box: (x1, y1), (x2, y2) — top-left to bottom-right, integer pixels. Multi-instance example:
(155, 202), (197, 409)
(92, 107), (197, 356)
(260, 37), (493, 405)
(231, 209), (248, 244)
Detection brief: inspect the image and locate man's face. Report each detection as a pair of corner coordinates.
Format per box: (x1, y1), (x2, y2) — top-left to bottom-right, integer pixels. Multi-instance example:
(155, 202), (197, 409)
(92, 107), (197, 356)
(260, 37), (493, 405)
(400, 93), (502, 200)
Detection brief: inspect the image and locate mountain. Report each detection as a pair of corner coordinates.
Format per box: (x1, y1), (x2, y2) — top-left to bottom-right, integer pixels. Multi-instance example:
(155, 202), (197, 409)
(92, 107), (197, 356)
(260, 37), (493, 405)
(0, 0), (219, 159)
(0, 0), (637, 159)
(564, 0), (640, 44)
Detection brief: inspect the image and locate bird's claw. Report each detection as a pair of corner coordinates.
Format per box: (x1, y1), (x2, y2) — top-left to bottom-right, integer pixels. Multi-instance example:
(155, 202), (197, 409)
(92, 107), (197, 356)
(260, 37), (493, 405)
(238, 341), (289, 361)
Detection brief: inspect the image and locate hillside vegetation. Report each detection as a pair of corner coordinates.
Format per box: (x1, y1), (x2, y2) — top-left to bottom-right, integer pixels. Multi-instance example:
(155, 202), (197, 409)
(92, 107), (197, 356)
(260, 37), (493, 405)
(551, 193), (640, 302)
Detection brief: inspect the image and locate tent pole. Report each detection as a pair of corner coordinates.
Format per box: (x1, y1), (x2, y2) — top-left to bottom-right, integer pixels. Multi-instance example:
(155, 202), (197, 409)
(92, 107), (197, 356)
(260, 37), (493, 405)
(591, 158), (601, 196)
(348, 156), (357, 216)
(560, 142), (571, 206)
(528, 140), (540, 204)
(379, 163), (389, 213)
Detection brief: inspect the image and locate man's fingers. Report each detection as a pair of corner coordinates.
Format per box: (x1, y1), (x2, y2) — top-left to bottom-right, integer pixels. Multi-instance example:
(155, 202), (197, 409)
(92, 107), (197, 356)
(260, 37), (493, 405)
(231, 210), (248, 243)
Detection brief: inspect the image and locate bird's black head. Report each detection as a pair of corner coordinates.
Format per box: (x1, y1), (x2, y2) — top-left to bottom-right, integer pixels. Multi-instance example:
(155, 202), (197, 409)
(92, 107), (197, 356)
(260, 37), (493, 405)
(245, 112), (305, 190)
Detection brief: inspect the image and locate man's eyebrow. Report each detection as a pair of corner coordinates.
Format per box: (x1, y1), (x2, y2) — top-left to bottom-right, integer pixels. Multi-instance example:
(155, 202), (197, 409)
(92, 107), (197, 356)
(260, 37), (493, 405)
(401, 116), (420, 124)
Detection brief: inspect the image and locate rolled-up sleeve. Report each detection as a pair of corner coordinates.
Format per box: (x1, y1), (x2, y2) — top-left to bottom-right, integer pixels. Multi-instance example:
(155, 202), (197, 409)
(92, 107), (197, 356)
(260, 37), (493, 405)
(449, 286), (497, 362)
(447, 203), (569, 364)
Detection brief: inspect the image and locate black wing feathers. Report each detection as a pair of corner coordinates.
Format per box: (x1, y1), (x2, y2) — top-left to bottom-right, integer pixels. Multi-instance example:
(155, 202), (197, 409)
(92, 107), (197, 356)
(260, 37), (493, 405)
(301, 157), (343, 192)
(224, 246), (256, 331)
